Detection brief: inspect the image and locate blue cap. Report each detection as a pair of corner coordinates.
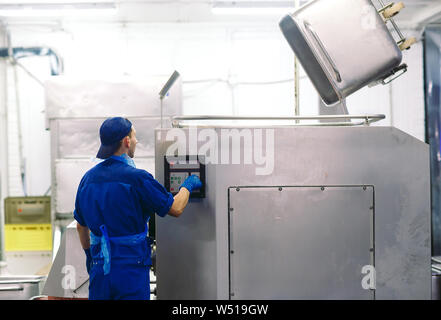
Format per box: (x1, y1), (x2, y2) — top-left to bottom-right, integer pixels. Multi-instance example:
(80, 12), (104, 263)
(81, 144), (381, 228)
(96, 117), (132, 159)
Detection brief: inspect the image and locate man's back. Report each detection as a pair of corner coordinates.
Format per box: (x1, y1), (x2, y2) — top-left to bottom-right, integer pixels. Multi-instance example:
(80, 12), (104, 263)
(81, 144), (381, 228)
(73, 117), (201, 300)
(74, 156), (173, 238)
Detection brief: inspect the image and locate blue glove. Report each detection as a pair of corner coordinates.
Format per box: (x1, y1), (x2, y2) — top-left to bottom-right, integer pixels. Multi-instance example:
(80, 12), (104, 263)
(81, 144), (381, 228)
(84, 248), (92, 274)
(179, 175), (202, 193)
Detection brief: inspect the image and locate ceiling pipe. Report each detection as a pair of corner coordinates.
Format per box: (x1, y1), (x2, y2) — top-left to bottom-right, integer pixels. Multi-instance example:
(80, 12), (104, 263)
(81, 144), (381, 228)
(0, 46), (64, 76)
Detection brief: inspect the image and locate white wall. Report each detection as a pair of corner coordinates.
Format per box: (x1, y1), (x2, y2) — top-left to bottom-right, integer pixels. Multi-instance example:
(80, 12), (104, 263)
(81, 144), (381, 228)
(2, 22), (426, 197)
(346, 30), (425, 141)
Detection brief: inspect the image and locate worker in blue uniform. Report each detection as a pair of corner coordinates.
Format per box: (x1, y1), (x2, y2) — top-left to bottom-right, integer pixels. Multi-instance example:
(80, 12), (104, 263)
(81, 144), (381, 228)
(74, 117), (202, 300)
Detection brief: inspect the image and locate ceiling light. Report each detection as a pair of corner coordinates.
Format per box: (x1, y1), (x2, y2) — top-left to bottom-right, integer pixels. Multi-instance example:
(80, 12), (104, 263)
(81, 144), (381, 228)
(212, 1), (305, 15)
(0, 2), (117, 17)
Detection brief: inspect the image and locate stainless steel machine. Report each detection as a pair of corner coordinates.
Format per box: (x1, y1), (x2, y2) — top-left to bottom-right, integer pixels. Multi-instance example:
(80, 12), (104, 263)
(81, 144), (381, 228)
(0, 275), (46, 300)
(155, 117), (431, 299)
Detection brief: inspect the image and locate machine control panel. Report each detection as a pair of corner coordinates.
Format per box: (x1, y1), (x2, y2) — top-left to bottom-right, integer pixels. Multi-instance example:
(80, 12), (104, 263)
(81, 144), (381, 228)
(164, 155), (205, 198)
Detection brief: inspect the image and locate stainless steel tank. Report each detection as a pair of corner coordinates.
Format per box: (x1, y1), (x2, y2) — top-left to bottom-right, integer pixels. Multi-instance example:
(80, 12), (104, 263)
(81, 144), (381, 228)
(279, 0), (413, 105)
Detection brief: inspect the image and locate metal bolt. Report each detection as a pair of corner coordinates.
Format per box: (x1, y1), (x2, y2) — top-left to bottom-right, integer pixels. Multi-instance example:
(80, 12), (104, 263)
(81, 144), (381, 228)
(229, 208), (234, 212)
(236, 188), (240, 192)
(363, 186), (367, 191)
(230, 250), (234, 254)
(321, 187), (325, 191)
(279, 187), (283, 191)
(230, 293), (235, 297)
(370, 206), (374, 210)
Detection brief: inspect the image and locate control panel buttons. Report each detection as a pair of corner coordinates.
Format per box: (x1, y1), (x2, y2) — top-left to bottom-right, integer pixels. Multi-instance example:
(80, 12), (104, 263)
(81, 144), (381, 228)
(164, 155), (205, 198)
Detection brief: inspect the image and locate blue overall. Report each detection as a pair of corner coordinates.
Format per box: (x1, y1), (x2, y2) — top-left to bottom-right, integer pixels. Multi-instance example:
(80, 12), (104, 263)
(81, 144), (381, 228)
(73, 155), (174, 300)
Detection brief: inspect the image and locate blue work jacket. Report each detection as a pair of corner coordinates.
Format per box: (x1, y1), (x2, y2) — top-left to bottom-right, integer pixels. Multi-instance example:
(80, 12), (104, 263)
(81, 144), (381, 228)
(73, 155), (174, 267)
